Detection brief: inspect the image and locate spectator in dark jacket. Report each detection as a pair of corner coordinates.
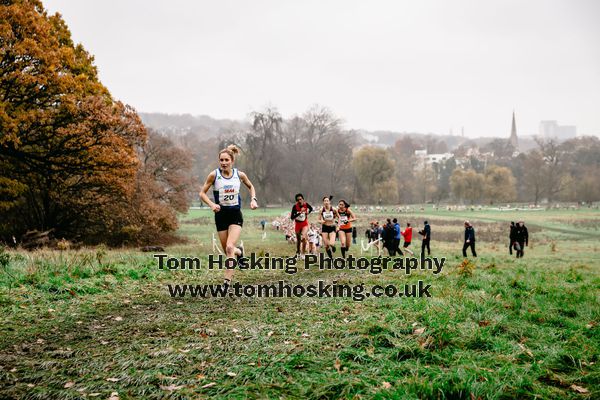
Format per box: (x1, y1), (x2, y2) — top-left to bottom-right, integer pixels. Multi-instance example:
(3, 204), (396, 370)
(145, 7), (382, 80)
(462, 221), (477, 257)
(420, 220), (431, 257)
(383, 219), (396, 255)
(515, 221), (529, 258)
(509, 221), (518, 255)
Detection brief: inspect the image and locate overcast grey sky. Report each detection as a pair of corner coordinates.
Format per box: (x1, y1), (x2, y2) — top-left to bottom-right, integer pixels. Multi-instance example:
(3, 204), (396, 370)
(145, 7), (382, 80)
(43, 0), (600, 137)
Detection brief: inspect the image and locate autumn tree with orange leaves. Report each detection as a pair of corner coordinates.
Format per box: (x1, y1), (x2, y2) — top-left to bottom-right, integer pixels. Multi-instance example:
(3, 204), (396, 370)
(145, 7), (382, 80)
(0, 0), (193, 245)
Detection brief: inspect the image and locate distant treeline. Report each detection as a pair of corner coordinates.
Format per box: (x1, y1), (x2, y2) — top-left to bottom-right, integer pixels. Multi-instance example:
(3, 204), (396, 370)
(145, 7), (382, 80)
(161, 107), (600, 207)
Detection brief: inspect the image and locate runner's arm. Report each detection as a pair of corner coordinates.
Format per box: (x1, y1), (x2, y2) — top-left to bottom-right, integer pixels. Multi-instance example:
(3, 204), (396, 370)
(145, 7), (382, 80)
(239, 171), (258, 209)
(199, 171), (218, 211)
(347, 209), (357, 223)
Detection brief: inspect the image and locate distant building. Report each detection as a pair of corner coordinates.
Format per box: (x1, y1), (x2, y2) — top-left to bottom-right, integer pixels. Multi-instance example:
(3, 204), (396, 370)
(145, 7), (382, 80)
(414, 150), (453, 169)
(539, 120), (577, 141)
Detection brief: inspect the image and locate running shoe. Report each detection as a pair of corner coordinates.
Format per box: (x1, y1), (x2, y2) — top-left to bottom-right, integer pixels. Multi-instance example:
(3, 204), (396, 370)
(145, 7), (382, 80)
(236, 243), (244, 261)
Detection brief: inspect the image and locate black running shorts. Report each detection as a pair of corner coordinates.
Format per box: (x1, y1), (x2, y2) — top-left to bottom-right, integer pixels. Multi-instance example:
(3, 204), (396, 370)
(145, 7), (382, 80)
(215, 208), (243, 231)
(321, 225), (336, 233)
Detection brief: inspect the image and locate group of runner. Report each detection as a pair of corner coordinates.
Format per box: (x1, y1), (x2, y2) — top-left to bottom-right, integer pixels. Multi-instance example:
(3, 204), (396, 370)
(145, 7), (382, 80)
(291, 194), (356, 259)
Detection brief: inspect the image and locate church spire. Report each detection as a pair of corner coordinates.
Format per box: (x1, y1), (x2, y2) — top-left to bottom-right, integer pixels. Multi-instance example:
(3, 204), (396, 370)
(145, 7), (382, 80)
(509, 110), (518, 149)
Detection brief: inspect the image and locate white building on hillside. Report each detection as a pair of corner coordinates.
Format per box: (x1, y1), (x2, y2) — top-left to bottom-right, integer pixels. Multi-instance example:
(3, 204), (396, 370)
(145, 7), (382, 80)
(414, 150), (453, 169)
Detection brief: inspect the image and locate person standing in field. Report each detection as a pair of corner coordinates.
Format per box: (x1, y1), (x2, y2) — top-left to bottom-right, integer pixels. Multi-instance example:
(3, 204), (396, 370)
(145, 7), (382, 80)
(462, 220), (477, 257)
(516, 221), (529, 258)
(318, 195), (338, 259)
(509, 221), (519, 255)
(371, 221), (383, 253)
(420, 220), (431, 258)
(337, 200), (357, 258)
(392, 218), (404, 256)
(382, 218), (395, 255)
(401, 222), (414, 255)
(199, 145), (258, 289)
(291, 193), (313, 259)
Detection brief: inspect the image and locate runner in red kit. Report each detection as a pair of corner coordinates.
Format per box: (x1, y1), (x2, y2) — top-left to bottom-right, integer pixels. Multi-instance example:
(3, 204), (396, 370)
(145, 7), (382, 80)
(401, 222), (414, 255)
(290, 193), (313, 259)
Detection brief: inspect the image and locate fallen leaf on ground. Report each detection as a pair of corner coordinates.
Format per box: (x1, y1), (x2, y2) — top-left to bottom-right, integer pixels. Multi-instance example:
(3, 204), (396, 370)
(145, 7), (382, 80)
(196, 374), (206, 379)
(114, 316), (123, 322)
(106, 377), (120, 382)
(382, 381), (392, 389)
(413, 327), (426, 335)
(157, 374), (177, 380)
(201, 382), (217, 389)
(334, 359), (341, 373)
(226, 372), (237, 377)
(570, 384), (589, 394)
(267, 331), (274, 337)
(160, 384), (185, 391)
(108, 392), (119, 400)
(419, 336), (434, 349)
(64, 382), (75, 388)
(517, 343), (534, 357)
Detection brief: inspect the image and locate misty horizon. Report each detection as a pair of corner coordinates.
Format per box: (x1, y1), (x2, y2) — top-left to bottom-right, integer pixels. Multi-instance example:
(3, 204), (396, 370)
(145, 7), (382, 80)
(138, 110), (585, 141)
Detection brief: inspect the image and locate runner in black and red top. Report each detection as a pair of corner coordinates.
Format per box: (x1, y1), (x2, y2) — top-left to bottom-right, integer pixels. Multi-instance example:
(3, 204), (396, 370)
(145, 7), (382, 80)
(337, 199), (357, 258)
(318, 195), (339, 259)
(290, 193), (313, 258)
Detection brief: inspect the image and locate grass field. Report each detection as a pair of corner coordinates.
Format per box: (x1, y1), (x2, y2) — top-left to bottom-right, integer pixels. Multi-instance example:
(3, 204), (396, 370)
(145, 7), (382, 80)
(1, 206), (599, 399)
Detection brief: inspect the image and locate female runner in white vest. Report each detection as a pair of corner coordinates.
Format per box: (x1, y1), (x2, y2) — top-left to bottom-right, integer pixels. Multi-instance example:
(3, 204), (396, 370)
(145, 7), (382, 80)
(318, 195), (339, 259)
(199, 145), (258, 287)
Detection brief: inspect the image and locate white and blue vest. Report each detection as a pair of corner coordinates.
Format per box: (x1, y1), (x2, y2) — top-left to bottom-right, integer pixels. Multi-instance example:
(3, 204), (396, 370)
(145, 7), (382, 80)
(213, 168), (241, 209)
